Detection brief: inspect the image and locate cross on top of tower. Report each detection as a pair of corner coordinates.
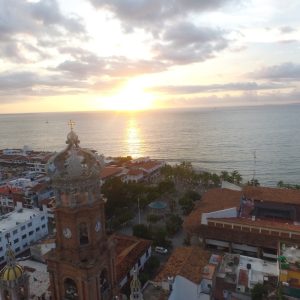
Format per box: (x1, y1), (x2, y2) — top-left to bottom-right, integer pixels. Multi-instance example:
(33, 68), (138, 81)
(68, 119), (76, 131)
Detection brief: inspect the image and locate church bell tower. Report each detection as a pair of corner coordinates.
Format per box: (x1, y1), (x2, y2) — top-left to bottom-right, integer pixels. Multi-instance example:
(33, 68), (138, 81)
(46, 123), (117, 300)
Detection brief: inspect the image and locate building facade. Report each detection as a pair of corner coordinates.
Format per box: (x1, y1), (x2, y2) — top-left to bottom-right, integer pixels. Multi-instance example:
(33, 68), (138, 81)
(0, 202), (48, 265)
(46, 128), (117, 300)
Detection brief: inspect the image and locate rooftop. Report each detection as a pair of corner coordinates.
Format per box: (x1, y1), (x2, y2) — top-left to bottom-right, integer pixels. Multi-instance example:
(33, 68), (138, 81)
(208, 217), (300, 233)
(126, 160), (163, 171)
(155, 247), (211, 284)
(183, 188), (242, 233)
(0, 207), (45, 233)
(100, 166), (124, 179)
(127, 169), (144, 176)
(243, 186), (300, 205)
(113, 234), (152, 282)
(218, 253), (279, 286)
(143, 282), (169, 300)
(281, 244), (300, 264)
(19, 259), (50, 298)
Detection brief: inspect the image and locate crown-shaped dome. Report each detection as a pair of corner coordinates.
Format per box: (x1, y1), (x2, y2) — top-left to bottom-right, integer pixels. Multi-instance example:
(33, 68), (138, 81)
(47, 129), (102, 183)
(0, 265), (24, 281)
(0, 241), (24, 282)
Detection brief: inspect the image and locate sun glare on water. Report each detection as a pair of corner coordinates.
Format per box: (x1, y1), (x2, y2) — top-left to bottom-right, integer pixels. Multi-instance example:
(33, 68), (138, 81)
(102, 80), (154, 111)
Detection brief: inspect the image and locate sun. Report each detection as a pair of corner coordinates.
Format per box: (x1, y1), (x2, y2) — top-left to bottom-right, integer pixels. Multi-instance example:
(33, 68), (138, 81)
(101, 79), (154, 111)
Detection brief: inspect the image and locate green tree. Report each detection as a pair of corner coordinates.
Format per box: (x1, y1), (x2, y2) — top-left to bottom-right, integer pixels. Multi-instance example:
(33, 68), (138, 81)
(277, 180), (284, 188)
(160, 164), (174, 180)
(251, 283), (268, 300)
(248, 178), (260, 186)
(166, 214), (183, 236)
(210, 173), (221, 186)
(179, 196), (195, 215)
(184, 190), (201, 201)
(114, 155), (132, 166)
(143, 256), (160, 277)
(151, 227), (172, 248)
(231, 170), (242, 184)
(102, 177), (128, 218)
(158, 180), (175, 194)
(133, 224), (151, 239)
(147, 214), (162, 224)
(221, 170), (231, 181)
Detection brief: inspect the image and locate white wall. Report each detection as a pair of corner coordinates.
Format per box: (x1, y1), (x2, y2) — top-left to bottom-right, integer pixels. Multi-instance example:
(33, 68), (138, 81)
(0, 206), (48, 264)
(119, 246), (152, 288)
(221, 181), (242, 191)
(201, 207), (237, 225)
(168, 276), (210, 300)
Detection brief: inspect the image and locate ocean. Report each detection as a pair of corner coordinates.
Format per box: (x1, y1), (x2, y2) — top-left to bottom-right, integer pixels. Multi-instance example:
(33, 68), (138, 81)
(0, 105), (300, 186)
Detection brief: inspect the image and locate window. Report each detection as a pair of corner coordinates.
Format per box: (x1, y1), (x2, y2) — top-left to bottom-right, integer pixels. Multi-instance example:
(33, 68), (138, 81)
(14, 238), (19, 244)
(0, 256), (4, 261)
(138, 259), (141, 267)
(15, 247), (20, 252)
(36, 227), (40, 232)
(100, 269), (109, 294)
(22, 234), (27, 239)
(64, 278), (78, 300)
(41, 216), (45, 221)
(23, 243), (28, 248)
(13, 229), (18, 235)
(42, 224), (46, 229)
(29, 231), (34, 236)
(21, 225), (26, 231)
(79, 223), (89, 245)
(0, 247), (3, 252)
(28, 222), (32, 227)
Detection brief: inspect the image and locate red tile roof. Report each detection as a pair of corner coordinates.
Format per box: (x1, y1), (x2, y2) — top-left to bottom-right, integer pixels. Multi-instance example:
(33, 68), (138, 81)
(29, 183), (48, 193)
(127, 169), (144, 176)
(126, 160), (163, 171)
(155, 247), (211, 284)
(243, 186), (300, 205)
(183, 188), (242, 233)
(112, 234), (152, 282)
(208, 217), (300, 233)
(100, 166), (124, 179)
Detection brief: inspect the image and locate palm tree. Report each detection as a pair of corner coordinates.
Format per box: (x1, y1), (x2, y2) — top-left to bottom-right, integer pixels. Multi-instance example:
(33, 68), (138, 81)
(221, 171), (230, 181)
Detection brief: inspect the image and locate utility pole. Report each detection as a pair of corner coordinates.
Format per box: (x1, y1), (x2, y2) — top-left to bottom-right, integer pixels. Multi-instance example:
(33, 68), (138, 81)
(252, 150), (256, 185)
(138, 196), (141, 224)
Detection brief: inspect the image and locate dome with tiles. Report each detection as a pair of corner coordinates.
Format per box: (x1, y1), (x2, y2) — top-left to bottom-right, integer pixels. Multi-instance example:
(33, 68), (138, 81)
(47, 129), (102, 183)
(0, 265), (24, 281)
(0, 244), (24, 282)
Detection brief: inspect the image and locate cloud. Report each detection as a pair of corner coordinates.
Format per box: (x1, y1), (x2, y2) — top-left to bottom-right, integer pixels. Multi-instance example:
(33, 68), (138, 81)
(152, 22), (229, 64)
(88, 0), (238, 32)
(0, 0), (86, 63)
(161, 90), (300, 108)
(54, 54), (167, 79)
(250, 62), (300, 80)
(279, 26), (296, 34)
(0, 70), (118, 98)
(87, 0), (234, 65)
(149, 82), (291, 94)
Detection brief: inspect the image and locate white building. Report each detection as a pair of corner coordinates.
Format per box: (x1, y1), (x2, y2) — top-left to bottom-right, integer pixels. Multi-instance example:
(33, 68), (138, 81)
(0, 203), (48, 264)
(154, 247), (218, 300)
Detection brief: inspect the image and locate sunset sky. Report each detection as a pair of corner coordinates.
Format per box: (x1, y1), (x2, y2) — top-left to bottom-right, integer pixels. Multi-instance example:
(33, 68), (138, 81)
(1, 0), (300, 113)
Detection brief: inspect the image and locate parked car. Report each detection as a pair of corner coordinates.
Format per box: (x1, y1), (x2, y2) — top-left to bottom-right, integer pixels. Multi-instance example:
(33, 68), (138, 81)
(155, 246), (168, 254)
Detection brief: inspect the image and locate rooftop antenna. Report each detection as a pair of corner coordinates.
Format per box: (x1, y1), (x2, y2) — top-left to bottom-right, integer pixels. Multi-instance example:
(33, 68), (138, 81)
(252, 150), (256, 185)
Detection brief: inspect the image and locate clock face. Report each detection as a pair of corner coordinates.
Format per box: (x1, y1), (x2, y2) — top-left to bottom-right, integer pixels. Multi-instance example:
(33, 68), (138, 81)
(95, 220), (102, 232)
(63, 227), (72, 239)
